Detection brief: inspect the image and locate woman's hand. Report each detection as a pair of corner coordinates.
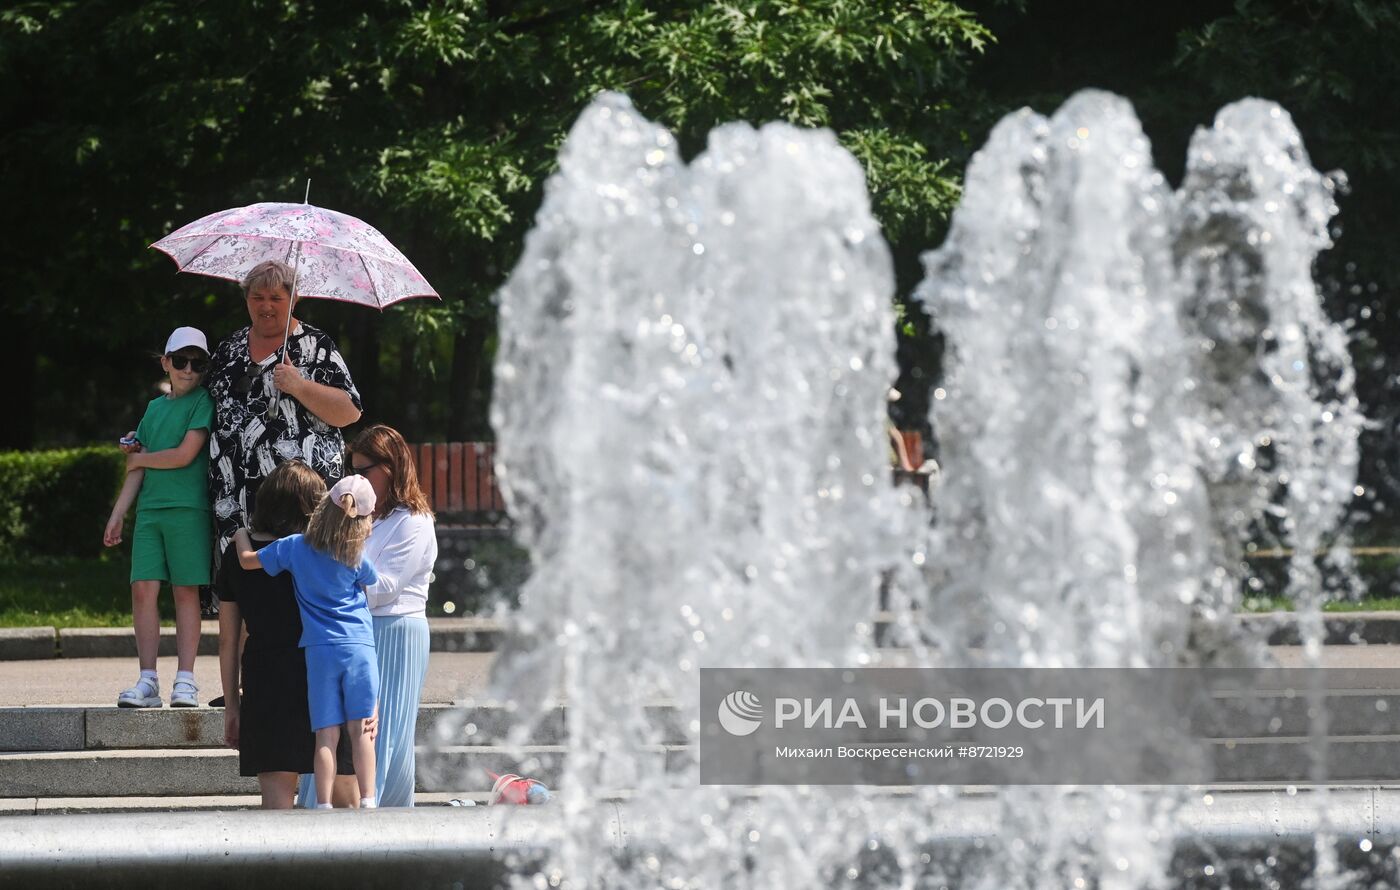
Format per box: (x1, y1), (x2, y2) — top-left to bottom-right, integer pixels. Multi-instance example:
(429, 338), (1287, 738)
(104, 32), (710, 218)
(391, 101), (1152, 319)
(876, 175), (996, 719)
(364, 706), (379, 742)
(272, 353), (305, 398)
(223, 705), (240, 750)
(269, 351), (361, 427)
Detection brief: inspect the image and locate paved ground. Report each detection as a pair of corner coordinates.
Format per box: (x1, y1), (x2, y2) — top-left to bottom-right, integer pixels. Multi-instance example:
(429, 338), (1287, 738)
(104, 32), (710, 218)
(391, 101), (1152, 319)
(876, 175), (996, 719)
(5, 645), (1400, 708)
(1269, 645), (1400, 668)
(0, 652), (497, 708)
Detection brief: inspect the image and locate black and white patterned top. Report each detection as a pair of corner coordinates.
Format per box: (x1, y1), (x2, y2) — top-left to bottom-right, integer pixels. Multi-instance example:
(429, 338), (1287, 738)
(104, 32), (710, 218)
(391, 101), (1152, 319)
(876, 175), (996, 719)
(206, 323), (362, 563)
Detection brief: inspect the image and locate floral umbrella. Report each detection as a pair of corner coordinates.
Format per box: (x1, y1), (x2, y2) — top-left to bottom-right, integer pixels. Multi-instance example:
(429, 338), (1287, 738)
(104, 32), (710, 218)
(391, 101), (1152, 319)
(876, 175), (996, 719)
(152, 200), (438, 416)
(151, 201), (439, 343)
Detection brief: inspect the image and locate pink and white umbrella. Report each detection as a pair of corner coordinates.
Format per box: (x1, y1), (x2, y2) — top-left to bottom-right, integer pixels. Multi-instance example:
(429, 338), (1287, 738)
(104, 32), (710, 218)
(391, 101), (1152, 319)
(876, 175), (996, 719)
(151, 201), (439, 311)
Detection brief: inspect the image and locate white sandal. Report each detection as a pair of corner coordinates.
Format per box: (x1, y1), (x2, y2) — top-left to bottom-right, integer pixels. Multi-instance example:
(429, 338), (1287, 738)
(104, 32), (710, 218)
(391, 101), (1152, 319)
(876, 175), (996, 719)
(118, 676), (162, 708)
(170, 677), (199, 708)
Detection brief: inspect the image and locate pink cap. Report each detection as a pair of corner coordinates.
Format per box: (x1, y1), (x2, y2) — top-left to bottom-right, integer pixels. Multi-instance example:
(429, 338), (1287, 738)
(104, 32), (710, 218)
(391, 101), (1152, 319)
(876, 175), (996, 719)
(328, 474), (376, 518)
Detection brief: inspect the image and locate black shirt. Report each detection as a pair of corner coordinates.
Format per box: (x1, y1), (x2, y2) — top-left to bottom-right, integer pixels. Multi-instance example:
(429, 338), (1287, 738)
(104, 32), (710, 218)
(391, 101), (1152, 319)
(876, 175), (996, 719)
(215, 540), (303, 653)
(206, 323), (361, 569)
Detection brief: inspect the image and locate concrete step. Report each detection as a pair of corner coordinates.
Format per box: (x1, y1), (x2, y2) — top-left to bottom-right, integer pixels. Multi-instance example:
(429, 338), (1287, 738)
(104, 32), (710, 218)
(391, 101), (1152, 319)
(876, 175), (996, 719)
(0, 703), (687, 752)
(0, 745), (579, 797)
(6, 737), (1400, 804)
(0, 791), (493, 816)
(10, 689), (1400, 755)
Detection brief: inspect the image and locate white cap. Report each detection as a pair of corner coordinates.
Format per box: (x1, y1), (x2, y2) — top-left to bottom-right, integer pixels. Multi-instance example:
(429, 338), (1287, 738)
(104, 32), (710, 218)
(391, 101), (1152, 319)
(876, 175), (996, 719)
(165, 326), (209, 355)
(329, 474), (377, 518)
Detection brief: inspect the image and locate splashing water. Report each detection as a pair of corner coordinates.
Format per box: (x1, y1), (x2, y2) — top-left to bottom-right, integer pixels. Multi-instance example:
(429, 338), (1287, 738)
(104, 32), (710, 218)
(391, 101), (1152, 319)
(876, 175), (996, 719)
(906, 88), (1363, 888)
(490, 92), (903, 887)
(486, 89), (1361, 887)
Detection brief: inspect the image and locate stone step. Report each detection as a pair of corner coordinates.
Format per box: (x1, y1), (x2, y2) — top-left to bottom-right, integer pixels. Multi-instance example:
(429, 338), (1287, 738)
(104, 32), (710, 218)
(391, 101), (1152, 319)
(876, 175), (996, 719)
(5, 738), (1400, 803)
(9, 690), (1400, 755)
(0, 703), (687, 752)
(0, 745), (577, 798)
(0, 791), (493, 816)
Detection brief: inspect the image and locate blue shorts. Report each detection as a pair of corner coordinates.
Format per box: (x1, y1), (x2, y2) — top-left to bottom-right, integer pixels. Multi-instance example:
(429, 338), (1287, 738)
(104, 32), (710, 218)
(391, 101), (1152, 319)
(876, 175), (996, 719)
(305, 643), (378, 731)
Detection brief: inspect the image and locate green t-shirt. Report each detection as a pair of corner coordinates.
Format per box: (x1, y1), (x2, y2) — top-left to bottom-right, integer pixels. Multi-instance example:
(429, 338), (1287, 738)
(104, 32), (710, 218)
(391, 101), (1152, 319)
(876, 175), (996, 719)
(134, 387), (215, 512)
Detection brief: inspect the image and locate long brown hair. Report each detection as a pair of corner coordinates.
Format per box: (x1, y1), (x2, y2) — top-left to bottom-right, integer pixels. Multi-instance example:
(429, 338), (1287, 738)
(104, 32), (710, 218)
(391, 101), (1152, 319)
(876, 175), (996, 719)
(251, 462), (326, 537)
(304, 493), (373, 567)
(347, 424), (433, 518)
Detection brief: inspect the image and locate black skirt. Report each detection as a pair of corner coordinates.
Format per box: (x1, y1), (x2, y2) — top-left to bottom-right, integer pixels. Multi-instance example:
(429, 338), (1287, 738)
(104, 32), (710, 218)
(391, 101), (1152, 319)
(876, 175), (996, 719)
(239, 647), (354, 777)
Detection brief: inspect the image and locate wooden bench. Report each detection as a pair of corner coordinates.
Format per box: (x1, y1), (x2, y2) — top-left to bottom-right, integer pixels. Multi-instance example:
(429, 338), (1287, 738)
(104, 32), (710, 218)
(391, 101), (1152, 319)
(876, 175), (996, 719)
(409, 442), (507, 523)
(410, 431), (926, 521)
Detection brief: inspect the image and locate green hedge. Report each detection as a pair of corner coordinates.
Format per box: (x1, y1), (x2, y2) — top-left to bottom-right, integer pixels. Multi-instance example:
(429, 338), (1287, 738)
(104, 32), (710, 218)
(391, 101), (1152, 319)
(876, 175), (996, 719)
(0, 447), (126, 559)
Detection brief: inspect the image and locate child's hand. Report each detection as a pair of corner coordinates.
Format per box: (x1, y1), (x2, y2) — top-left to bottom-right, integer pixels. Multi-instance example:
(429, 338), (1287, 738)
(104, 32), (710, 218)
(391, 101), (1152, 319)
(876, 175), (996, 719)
(223, 706), (240, 750)
(364, 706), (379, 741)
(118, 432), (142, 454)
(125, 451), (145, 471)
(103, 515), (124, 547)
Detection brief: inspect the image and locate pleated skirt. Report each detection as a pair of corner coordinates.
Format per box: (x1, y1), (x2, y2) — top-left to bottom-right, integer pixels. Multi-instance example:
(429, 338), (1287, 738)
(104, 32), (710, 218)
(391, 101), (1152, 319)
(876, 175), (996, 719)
(295, 615), (431, 807)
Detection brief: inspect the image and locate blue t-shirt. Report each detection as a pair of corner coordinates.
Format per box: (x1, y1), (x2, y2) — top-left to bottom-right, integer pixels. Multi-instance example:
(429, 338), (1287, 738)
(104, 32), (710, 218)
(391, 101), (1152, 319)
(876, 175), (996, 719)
(257, 534), (378, 648)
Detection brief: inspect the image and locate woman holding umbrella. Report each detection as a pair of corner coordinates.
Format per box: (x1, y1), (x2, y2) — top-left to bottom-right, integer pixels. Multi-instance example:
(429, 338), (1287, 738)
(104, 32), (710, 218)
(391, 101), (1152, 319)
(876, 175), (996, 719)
(152, 199), (439, 601)
(205, 259), (362, 568)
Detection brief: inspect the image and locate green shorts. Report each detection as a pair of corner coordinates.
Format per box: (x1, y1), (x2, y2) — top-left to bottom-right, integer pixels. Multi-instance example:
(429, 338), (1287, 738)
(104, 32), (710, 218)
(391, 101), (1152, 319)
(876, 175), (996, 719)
(130, 507), (212, 586)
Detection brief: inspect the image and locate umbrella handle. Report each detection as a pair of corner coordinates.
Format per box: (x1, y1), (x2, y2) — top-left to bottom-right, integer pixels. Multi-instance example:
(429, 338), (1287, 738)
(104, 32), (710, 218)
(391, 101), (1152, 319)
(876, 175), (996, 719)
(266, 241), (304, 419)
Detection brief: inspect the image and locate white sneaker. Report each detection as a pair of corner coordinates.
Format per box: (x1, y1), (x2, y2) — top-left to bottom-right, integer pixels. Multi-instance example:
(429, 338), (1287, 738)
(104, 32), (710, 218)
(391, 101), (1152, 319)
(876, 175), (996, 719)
(118, 676), (162, 708)
(170, 677), (199, 708)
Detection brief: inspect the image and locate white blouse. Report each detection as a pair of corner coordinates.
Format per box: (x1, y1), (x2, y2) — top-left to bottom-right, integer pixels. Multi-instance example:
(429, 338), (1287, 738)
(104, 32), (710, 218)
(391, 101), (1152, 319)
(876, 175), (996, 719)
(363, 507), (437, 618)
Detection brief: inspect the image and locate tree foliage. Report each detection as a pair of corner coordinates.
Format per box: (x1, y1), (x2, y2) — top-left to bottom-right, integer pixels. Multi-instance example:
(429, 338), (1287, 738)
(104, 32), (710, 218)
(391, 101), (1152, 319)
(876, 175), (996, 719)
(961, 0), (1400, 527)
(0, 0), (989, 446)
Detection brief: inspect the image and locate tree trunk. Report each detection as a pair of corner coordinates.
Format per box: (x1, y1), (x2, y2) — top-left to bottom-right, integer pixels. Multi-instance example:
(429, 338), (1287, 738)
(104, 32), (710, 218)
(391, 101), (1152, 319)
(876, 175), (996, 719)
(0, 314), (36, 449)
(447, 316), (492, 441)
(397, 333), (421, 438)
(350, 312), (381, 420)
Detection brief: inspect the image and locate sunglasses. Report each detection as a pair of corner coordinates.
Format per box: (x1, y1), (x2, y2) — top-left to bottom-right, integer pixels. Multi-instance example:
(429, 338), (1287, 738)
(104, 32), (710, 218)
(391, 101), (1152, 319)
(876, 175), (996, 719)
(349, 457), (384, 474)
(232, 361), (264, 395)
(167, 354), (209, 373)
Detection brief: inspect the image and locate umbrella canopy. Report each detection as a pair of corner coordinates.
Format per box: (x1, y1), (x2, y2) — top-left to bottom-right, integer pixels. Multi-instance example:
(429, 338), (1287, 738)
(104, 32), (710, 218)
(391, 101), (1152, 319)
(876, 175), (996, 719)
(151, 202), (438, 308)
